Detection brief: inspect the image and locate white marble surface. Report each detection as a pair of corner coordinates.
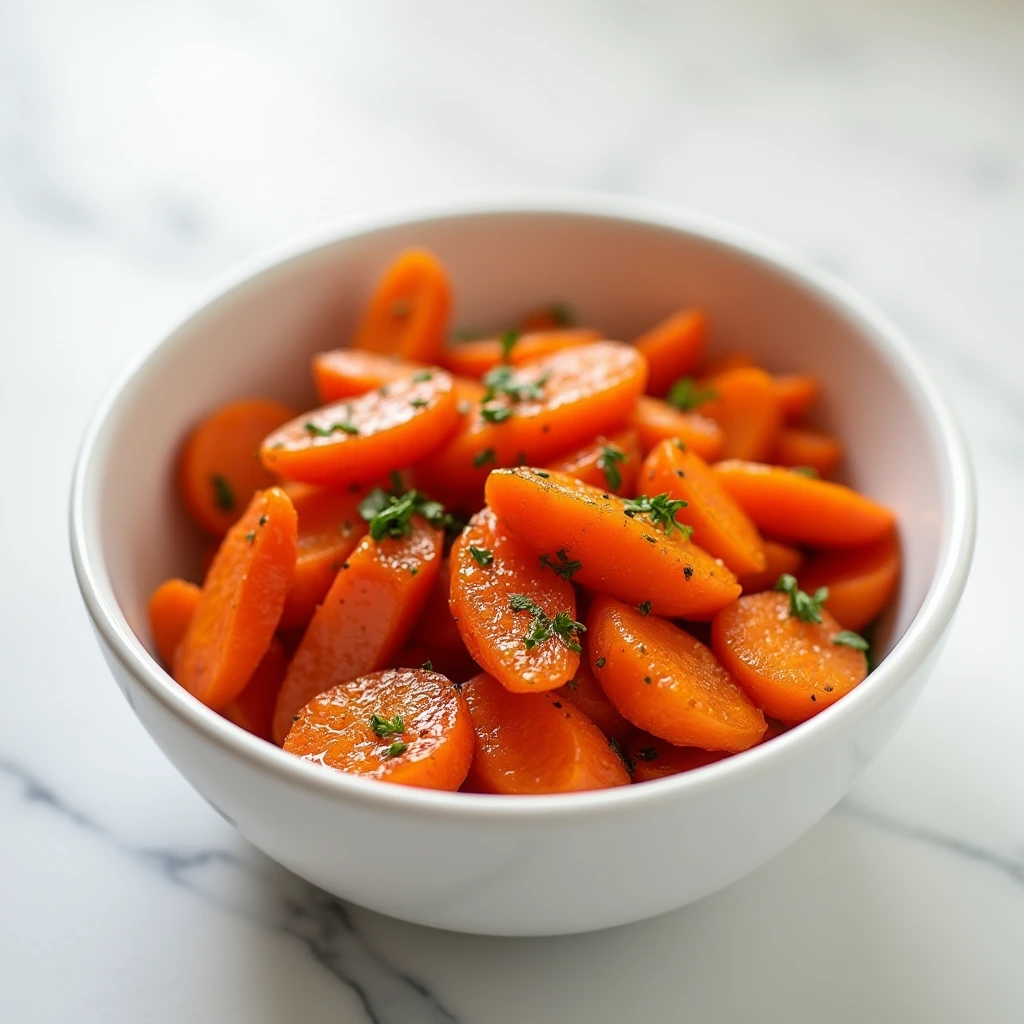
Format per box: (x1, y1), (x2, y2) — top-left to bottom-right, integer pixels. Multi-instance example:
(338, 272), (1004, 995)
(1, 0), (1022, 1020)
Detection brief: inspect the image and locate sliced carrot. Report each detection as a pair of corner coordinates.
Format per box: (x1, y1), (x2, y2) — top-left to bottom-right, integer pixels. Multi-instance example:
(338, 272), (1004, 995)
(518, 303), (576, 332)
(712, 591), (869, 725)
(271, 518), (442, 744)
(700, 367), (781, 461)
(799, 532), (901, 631)
(773, 374), (819, 421)
(352, 249), (451, 363)
(277, 482), (371, 630)
(178, 398), (294, 536)
(408, 557), (480, 683)
(739, 539), (804, 594)
(220, 637), (288, 742)
(440, 328), (600, 379)
(450, 506), (580, 693)
(486, 468), (740, 618)
(771, 427), (843, 477)
(260, 370), (459, 487)
(627, 733), (728, 782)
(631, 396), (724, 461)
(417, 341), (647, 496)
(547, 428), (641, 496)
(148, 578), (201, 666)
(283, 668), (473, 790)
(174, 487), (297, 709)
(714, 460), (896, 547)
(634, 308), (708, 397)
(461, 672), (630, 794)
(555, 659), (633, 744)
(700, 351), (754, 377)
(640, 439), (765, 576)
(587, 595), (766, 752)
(312, 349), (425, 403)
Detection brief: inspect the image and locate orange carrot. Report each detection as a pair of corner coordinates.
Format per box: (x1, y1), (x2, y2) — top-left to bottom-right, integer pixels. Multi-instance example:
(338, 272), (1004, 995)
(700, 351), (754, 376)
(353, 249), (452, 363)
(461, 672), (631, 794)
(220, 637), (288, 742)
(700, 367), (781, 461)
(555, 660), (633, 744)
(712, 588), (869, 725)
(178, 398), (294, 536)
(408, 557), (480, 683)
(174, 488), (297, 709)
(440, 328), (600, 379)
(739, 539), (804, 594)
(260, 370), (459, 487)
(148, 578), (201, 666)
(486, 468), (741, 618)
(627, 733), (728, 782)
(312, 349), (425, 403)
(271, 517), (442, 744)
(634, 308), (708, 397)
(587, 595), (766, 752)
(714, 460), (896, 547)
(547, 428), (641, 496)
(773, 374), (819, 421)
(283, 668), (473, 790)
(631, 396), (724, 461)
(799, 532), (901, 631)
(771, 427), (843, 477)
(277, 482), (371, 630)
(450, 506), (580, 692)
(640, 439), (765, 576)
(417, 341), (647, 496)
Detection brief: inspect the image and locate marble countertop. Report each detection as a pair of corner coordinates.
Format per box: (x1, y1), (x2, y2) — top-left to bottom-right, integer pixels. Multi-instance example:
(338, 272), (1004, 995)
(2, 1), (1022, 1020)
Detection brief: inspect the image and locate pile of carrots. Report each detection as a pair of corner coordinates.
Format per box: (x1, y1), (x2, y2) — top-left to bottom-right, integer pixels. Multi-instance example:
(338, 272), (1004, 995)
(148, 248), (900, 794)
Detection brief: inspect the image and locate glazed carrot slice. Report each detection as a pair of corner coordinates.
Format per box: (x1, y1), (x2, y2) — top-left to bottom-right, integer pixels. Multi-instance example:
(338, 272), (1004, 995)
(640, 439), (765, 576)
(631, 396), (724, 461)
(450, 506), (580, 693)
(773, 374), (819, 421)
(352, 249), (452, 363)
(771, 427), (843, 477)
(174, 487), (298, 709)
(518, 303), (576, 332)
(312, 349), (425, 403)
(634, 309), (708, 397)
(485, 468), (741, 618)
(178, 398), (294, 536)
(148, 578), (201, 666)
(587, 595), (766, 752)
(700, 367), (781, 461)
(260, 371), (459, 486)
(712, 590), (869, 725)
(220, 637), (288, 742)
(408, 557), (480, 684)
(714, 460), (896, 547)
(283, 668), (473, 790)
(627, 733), (728, 782)
(461, 672), (630, 794)
(799, 532), (901, 631)
(271, 518), (442, 744)
(277, 482), (371, 630)
(417, 341), (647, 496)
(547, 428), (641, 496)
(440, 328), (600, 379)
(700, 351), (754, 377)
(555, 659), (633, 744)
(738, 539), (804, 594)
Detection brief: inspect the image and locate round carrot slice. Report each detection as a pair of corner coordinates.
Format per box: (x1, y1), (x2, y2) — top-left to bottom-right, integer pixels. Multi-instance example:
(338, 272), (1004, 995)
(220, 637), (288, 742)
(714, 460), (895, 547)
(547, 428), (640, 496)
(772, 374), (819, 422)
(178, 398), (294, 536)
(450, 506), (580, 693)
(485, 468), (741, 619)
(148, 578), (200, 666)
(408, 557), (481, 684)
(260, 370), (459, 486)
(284, 668), (473, 791)
(440, 328), (600, 379)
(587, 595), (766, 752)
(627, 733), (728, 783)
(631, 396), (724, 461)
(555, 659), (633, 744)
(712, 591), (869, 725)
(771, 427), (843, 477)
(700, 367), (782, 462)
(640, 438), (765, 576)
(739, 539), (804, 594)
(352, 249), (452, 363)
(634, 308), (708, 397)
(173, 487), (298, 709)
(461, 672), (631, 794)
(312, 349), (426, 403)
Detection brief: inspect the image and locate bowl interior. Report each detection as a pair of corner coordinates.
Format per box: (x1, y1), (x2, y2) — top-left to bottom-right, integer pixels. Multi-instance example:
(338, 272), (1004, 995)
(84, 208), (948, 684)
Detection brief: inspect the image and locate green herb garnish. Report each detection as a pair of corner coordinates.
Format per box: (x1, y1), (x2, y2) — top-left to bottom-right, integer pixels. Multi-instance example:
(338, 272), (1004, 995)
(410, 397), (429, 409)
(473, 448), (497, 467)
(623, 493), (691, 538)
(469, 546), (494, 567)
(386, 741), (408, 757)
(304, 419), (359, 437)
(609, 737), (634, 774)
(539, 548), (582, 580)
(791, 465), (820, 478)
(637, 600), (652, 616)
(547, 302), (574, 326)
(482, 365), (549, 404)
(211, 474), (234, 511)
(480, 404), (514, 424)
(508, 594), (585, 653)
(370, 713), (404, 738)
(499, 330), (520, 362)
(666, 376), (718, 411)
(596, 444), (627, 491)
(595, 657), (606, 668)
(636, 746), (659, 762)
(411, 370), (434, 383)
(359, 483), (452, 541)
(775, 574), (829, 624)
(244, 531), (256, 545)
(833, 630), (870, 651)
(421, 659), (434, 671)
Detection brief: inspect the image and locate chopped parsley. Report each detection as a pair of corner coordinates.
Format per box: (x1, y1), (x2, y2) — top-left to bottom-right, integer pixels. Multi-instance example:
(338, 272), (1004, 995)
(499, 330), (520, 361)
(244, 531), (256, 545)
(595, 657), (606, 669)
(547, 302), (575, 326)
(359, 483), (452, 541)
(791, 465), (820, 478)
(411, 370), (434, 383)
(833, 630), (870, 651)
(609, 737), (634, 774)
(480, 404), (514, 424)
(637, 600), (652, 616)
(421, 659), (434, 671)
(369, 713), (405, 738)
(539, 548), (582, 580)
(623, 493), (691, 538)
(473, 448), (497, 468)
(508, 594), (585, 653)
(666, 376), (718, 411)
(386, 741), (408, 757)
(211, 474), (234, 511)
(531, 469), (550, 478)
(258, 514), (268, 526)
(775, 574), (829, 624)
(596, 444), (627, 491)
(410, 397), (429, 409)
(304, 419), (359, 437)
(482, 364), (549, 404)
(469, 546), (494, 567)
(636, 745), (659, 762)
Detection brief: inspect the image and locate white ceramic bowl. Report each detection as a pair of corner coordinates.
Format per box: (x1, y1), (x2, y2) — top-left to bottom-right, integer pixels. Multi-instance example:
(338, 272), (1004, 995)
(70, 195), (975, 936)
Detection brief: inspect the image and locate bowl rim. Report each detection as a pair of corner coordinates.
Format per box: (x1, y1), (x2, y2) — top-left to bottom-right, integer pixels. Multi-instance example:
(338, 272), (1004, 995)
(69, 191), (976, 823)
